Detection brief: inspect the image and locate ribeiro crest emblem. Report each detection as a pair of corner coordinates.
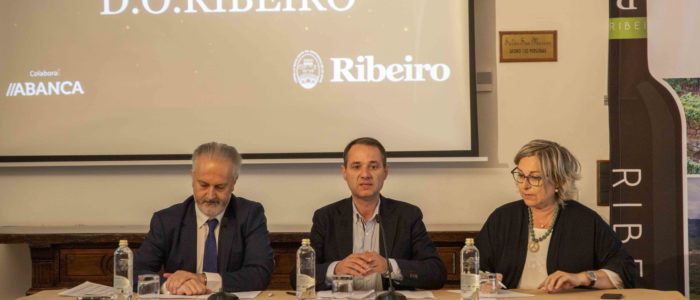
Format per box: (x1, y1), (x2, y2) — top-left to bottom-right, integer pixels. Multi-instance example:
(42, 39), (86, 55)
(293, 50), (324, 89)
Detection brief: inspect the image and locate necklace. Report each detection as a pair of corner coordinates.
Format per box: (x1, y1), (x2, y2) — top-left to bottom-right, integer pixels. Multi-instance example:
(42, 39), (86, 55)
(527, 206), (559, 252)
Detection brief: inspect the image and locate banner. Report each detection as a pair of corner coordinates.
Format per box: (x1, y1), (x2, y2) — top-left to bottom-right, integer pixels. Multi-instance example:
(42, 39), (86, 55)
(607, 0), (687, 293)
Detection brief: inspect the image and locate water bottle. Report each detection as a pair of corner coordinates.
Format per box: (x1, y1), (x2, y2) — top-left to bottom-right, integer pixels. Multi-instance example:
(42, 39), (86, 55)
(460, 238), (479, 300)
(296, 238), (316, 299)
(113, 239), (133, 299)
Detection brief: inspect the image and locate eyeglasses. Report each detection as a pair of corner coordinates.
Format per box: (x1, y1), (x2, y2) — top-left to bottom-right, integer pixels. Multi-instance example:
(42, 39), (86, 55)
(510, 167), (544, 187)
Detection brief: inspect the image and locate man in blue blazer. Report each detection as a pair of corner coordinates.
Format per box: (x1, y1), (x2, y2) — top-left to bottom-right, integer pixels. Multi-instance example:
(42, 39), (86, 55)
(291, 137), (446, 291)
(135, 142), (273, 295)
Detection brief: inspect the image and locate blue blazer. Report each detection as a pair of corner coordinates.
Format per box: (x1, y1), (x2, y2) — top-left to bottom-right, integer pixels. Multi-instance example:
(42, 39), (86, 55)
(290, 196), (447, 290)
(134, 195), (274, 291)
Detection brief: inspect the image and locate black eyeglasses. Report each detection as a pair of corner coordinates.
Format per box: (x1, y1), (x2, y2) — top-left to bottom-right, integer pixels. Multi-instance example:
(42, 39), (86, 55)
(510, 167), (544, 187)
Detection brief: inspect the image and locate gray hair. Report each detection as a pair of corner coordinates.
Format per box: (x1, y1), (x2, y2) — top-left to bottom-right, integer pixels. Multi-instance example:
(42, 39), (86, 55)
(514, 139), (581, 203)
(192, 142), (242, 178)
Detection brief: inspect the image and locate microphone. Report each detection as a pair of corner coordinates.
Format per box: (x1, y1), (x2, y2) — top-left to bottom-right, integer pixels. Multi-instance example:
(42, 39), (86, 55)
(207, 291), (238, 300)
(375, 215), (406, 300)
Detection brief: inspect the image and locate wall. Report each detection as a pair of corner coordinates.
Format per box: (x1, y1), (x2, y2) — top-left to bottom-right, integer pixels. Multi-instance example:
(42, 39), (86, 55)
(495, 0), (610, 213)
(0, 0), (609, 297)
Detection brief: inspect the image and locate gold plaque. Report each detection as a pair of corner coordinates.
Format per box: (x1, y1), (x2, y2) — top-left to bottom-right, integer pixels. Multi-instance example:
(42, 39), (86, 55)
(499, 31), (557, 62)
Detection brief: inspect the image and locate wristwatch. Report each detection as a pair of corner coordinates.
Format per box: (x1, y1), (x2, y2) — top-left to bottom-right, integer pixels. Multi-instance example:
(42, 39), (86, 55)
(199, 273), (208, 286)
(586, 271), (597, 287)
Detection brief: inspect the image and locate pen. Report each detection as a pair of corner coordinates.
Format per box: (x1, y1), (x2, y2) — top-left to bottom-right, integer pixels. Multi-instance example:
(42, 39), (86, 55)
(286, 291), (296, 296)
(498, 281), (507, 289)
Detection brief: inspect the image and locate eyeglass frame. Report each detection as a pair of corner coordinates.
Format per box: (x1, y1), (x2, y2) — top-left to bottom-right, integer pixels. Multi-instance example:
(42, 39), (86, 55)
(510, 167), (544, 187)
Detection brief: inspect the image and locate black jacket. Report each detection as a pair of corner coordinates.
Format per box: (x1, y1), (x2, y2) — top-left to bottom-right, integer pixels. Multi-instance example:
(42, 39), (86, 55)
(475, 200), (638, 289)
(290, 196), (447, 290)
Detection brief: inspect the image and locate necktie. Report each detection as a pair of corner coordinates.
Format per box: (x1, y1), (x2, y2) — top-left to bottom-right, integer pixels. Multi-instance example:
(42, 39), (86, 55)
(203, 218), (219, 273)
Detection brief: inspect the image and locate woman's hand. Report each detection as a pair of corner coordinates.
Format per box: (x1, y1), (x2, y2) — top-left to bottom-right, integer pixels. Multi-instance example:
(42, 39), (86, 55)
(538, 271), (587, 293)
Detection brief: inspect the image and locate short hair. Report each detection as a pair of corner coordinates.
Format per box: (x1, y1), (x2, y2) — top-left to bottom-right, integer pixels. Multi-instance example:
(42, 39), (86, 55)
(513, 139), (581, 202)
(192, 142), (242, 178)
(343, 137), (387, 166)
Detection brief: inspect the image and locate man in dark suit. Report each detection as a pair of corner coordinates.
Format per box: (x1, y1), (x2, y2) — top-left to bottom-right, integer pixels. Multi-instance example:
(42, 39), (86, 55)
(291, 137), (446, 291)
(135, 142), (273, 295)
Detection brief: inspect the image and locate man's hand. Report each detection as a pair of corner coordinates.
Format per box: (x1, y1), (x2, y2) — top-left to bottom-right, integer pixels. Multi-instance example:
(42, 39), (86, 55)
(335, 253), (372, 276)
(537, 270), (587, 293)
(334, 252), (387, 277)
(163, 270), (210, 295)
(360, 251), (388, 276)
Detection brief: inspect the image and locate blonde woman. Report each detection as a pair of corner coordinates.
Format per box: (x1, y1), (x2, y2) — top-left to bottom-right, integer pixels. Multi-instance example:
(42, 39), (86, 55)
(475, 140), (637, 292)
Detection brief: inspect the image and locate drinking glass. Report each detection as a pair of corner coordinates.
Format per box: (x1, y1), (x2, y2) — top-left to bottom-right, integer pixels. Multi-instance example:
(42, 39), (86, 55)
(331, 275), (353, 298)
(479, 272), (500, 295)
(137, 274), (160, 298)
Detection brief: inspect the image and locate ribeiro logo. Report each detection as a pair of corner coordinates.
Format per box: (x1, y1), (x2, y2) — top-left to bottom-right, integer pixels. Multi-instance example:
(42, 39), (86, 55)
(293, 50), (324, 90)
(293, 50), (451, 89)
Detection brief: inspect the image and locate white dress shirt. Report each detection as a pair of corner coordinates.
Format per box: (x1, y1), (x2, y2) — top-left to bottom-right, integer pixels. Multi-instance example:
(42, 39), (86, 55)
(326, 199), (402, 291)
(194, 202), (226, 292)
(162, 203), (226, 294)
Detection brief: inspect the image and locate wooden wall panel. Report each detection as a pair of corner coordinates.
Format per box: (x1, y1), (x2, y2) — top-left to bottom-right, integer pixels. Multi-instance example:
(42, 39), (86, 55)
(1, 231), (476, 295)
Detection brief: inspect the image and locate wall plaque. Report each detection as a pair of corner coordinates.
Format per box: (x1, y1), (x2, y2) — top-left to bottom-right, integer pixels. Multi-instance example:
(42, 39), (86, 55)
(499, 30), (557, 62)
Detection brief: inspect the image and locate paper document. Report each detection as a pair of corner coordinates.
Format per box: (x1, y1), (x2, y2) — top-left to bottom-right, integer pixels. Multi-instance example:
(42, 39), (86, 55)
(396, 290), (434, 299)
(317, 289), (375, 299)
(139, 291), (261, 299)
(233, 291), (263, 298)
(139, 295), (207, 299)
(58, 281), (117, 297)
(448, 289), (534, 298)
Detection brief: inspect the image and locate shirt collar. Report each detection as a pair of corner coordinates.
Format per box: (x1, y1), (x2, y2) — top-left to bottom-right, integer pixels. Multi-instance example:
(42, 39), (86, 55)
(352, 198), (381, 224)
(194, 197), (228, 229)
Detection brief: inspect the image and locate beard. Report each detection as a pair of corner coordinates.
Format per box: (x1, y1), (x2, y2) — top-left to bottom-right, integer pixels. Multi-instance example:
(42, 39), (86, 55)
(195, 195), (230, 217)
(195, 197), (229, 213)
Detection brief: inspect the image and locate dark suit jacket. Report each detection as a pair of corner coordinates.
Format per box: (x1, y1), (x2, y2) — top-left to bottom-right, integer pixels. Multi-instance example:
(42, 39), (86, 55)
(134, 195), (274, 292)
(290, 196), (447, 290)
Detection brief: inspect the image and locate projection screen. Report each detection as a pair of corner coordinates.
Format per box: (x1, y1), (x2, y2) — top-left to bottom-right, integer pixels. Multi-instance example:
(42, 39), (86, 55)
(0, 0), (476, 162)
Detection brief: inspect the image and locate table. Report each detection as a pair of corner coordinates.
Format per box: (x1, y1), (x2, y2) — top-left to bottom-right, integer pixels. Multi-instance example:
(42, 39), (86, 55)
(16, 289), (685, 300)
(0, 226), (477, 293)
